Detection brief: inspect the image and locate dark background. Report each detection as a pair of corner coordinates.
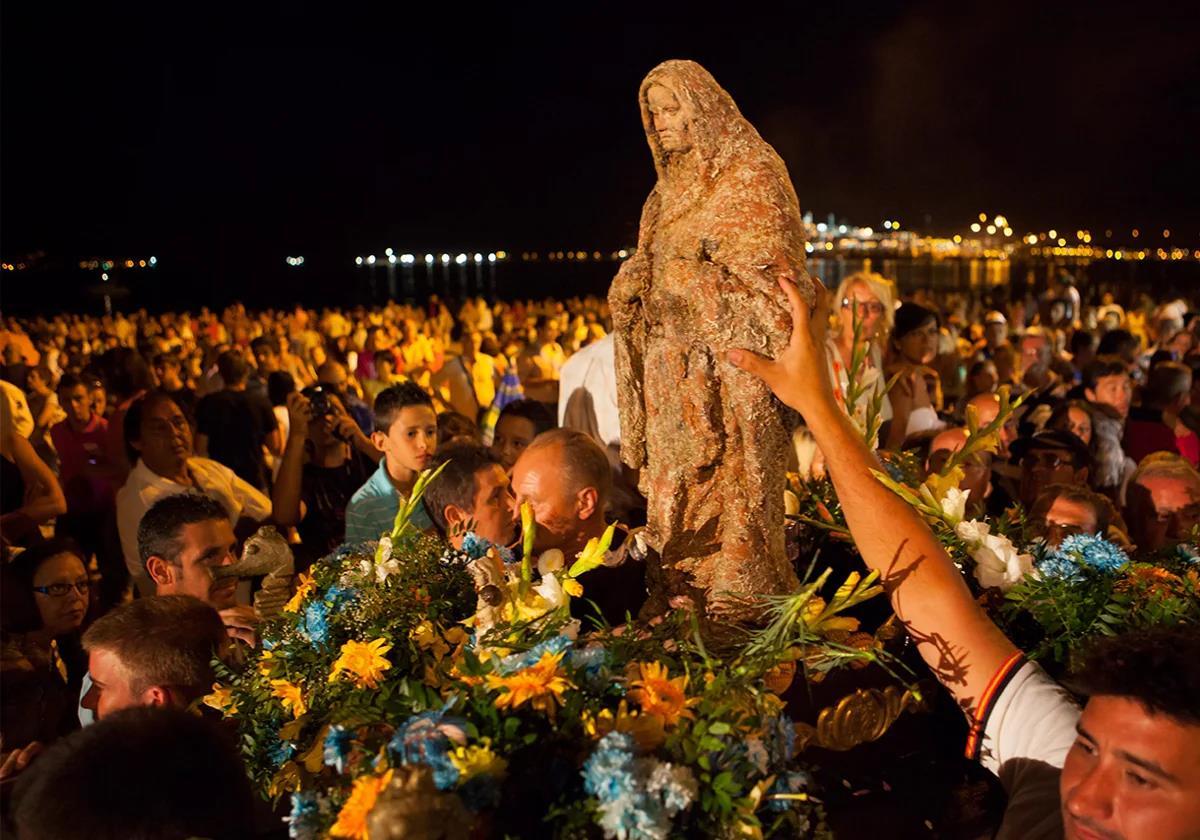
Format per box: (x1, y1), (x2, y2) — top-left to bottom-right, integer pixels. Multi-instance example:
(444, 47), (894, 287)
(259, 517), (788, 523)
(3, 2), (1198, 309)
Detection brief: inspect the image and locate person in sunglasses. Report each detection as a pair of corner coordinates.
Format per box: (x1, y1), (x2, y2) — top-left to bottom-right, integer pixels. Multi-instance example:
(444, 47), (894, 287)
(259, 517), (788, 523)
(0, 539), (91, 779)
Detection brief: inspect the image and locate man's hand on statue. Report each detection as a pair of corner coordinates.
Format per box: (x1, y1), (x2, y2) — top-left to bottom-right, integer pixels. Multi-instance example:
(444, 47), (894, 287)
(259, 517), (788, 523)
(727, 276), (835, 418)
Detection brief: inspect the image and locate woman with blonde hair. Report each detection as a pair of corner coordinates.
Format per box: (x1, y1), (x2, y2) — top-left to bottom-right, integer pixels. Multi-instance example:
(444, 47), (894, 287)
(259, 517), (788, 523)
(823, 271), (896, 442)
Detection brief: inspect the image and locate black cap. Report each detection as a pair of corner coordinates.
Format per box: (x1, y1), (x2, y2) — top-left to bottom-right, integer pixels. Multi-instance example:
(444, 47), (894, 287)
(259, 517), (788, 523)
(1011, 429), (1091, 469)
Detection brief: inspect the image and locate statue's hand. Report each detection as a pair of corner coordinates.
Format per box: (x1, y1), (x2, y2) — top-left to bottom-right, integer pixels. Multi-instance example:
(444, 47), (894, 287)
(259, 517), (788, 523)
(727, 275), (836, 420)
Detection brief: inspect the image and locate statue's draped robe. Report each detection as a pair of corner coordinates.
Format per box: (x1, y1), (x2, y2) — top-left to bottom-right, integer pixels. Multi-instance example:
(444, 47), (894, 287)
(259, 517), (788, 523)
(610, 60), (812, 614)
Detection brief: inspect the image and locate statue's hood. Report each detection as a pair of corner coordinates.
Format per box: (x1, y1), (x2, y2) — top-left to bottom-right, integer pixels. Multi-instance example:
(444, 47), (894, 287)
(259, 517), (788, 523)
(637, 59), (767, 186)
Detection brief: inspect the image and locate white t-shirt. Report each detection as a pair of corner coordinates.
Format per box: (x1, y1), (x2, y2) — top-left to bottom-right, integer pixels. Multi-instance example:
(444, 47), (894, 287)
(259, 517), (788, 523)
(557, 334), (620, 451)
(968, 655), (1081, 839)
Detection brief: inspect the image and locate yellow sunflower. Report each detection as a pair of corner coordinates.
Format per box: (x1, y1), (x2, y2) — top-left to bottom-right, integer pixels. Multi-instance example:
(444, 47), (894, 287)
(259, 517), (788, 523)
(329, 768), (394, 839)
(485, 651), (573, 717)
(270, 679), (307, 718)
(627, 661), (700, 726)
(329, 638), (393, 689)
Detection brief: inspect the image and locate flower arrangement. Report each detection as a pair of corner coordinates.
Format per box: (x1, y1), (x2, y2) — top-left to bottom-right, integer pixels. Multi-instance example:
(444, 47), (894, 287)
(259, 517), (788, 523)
(211, 471), (914, 840)
(1000, 536), (1200, 670)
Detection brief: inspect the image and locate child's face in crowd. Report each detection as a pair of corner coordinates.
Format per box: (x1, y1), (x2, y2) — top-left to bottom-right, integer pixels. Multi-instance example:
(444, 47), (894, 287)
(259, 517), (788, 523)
(492, 415), (538, 473)
(374, 405), (437, 475)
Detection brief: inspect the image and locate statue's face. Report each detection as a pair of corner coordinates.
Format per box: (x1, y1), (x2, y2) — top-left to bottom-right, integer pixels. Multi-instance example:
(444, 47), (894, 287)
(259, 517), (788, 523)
(647, 84), (692, 154)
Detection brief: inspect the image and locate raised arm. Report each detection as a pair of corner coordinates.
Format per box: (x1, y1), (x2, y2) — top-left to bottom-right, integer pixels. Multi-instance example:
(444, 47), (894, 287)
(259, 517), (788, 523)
(728, 277), (1017, 717)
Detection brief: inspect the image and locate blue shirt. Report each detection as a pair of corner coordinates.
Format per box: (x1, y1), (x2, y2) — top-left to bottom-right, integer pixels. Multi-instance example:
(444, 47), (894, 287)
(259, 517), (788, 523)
(344, 459), (432, 544)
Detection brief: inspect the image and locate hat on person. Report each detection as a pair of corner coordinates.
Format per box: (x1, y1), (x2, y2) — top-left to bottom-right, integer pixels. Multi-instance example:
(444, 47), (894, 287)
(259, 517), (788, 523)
(984, 311), (1007, 325)
(892, 303), (940, 341)
(1011, 429), (1092, 469)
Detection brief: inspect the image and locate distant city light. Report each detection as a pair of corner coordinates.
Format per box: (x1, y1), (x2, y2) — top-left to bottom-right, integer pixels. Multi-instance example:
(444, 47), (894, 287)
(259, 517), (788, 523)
(838, 225), (848, 234)
(441, 254), (450, 264)
(425, 254), (434, 264)
(400, 253), (415, 265)
(617, 249), (628, 258)
(101, 272), (108, 281)
(487, 253), (497, 263)
(455, 253), (467, 265)
(388, 254), (397, 264)
(385, 247), (394, 256)
(474, 253), (483, 264)
(816, 222), (827, 233)
(970, 223), (982, 233)
(986, 225), (997, 235)
(286, 256), (305, 267)
(148, 256), (157, 266)
(805, 242), (814, 253)
(1048, 229), (1058, 239)
(883, 221), (892, 230)
(367, 255), (376, 265)
(978, 213), (988, 222)
(495, 250), (508, 260)
(1003, 228), (1013, 237)
(355, 256), (364, 265)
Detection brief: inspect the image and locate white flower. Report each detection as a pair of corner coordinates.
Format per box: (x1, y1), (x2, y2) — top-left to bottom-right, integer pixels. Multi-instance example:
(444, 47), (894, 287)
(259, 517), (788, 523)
(972, 533), (1034, 591)
(534, 573), (567, 610)
(377, 535), (393, 562)
(536, 549), (565, 576)
(941, 487), (970, 525)
(955, 518), (991, 545)
(374, 557), (402, 584)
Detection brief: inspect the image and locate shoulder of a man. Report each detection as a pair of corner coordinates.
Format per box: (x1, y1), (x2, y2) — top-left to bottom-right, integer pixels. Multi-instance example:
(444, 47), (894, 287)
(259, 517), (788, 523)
(968, 656), (1079, 840)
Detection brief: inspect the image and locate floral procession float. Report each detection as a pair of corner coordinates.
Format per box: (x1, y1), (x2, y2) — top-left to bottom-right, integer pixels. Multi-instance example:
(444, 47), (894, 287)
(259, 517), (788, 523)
(206, 59), (1198, 839)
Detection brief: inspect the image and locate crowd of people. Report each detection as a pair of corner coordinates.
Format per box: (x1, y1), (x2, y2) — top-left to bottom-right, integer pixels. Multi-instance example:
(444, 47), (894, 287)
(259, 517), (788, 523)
(0, 271), (1197, 838)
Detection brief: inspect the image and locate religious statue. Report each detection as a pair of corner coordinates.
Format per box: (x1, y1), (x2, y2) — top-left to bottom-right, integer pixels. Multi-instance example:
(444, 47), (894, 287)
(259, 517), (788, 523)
(610, 59), (813, 618)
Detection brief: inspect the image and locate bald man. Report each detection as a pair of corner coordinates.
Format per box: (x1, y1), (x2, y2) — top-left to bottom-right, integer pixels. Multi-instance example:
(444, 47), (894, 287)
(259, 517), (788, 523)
(510, 428), (645, 626)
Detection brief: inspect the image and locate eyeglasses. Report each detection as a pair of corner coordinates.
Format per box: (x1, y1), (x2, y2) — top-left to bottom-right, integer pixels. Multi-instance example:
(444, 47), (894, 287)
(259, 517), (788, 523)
(33, 579), (90, 598)
(841, 298), (885, 317)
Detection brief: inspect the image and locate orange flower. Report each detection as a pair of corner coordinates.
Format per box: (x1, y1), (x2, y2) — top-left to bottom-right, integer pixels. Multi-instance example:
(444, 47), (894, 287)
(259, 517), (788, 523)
(330, 768), (394, 839)
(627, 661), (700, 726)
(485, 651), (572, 717)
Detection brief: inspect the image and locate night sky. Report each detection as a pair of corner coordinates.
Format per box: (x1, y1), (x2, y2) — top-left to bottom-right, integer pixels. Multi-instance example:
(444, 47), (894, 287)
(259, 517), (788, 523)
(4, 1), (1199, 273)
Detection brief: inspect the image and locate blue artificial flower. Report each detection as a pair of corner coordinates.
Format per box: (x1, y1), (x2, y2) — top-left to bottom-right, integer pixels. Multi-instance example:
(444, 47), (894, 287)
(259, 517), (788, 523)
(1039, 534), (1129, 581)
(1174, 543), (1200, 565)
(765, 770), (815, 813)
(765, 712), (797, 766)
(287, 792), (321, 840)
(269, 738), (296, 767)
(568, 645), (610, 689)
(1061, 533), (1129, 574)
(323, 725), (353, 774)
(582, 734), (682, 839)
(388, 711), (466, 791)
(1036, 553), (1085, 581)
(458, 531), (515, 564)
(324, 585), (359, 609)
(302, 601), (331, 645)
(497, 635), (573, 675)
(582, 732), (638, 802)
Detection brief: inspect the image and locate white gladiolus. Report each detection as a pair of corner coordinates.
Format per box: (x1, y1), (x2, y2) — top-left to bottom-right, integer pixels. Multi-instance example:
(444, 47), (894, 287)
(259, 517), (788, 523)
(534, 572), (567, 610)
(955, 518), (990, 544)
(941, 487), (970, 525)
(971, 533), (1034, 591)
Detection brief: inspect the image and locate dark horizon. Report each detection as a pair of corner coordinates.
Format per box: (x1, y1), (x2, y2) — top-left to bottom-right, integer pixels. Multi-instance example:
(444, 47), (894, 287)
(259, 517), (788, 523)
(4, 2), (1199, 278)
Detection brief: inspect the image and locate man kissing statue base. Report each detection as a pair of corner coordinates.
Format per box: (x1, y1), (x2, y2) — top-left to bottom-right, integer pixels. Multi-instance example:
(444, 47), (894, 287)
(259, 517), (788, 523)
(610, 60), (813, 623)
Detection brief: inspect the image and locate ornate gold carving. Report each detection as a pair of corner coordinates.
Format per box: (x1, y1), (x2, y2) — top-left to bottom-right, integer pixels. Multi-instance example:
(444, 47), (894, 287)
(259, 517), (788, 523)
(794, 683), (928, 752)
